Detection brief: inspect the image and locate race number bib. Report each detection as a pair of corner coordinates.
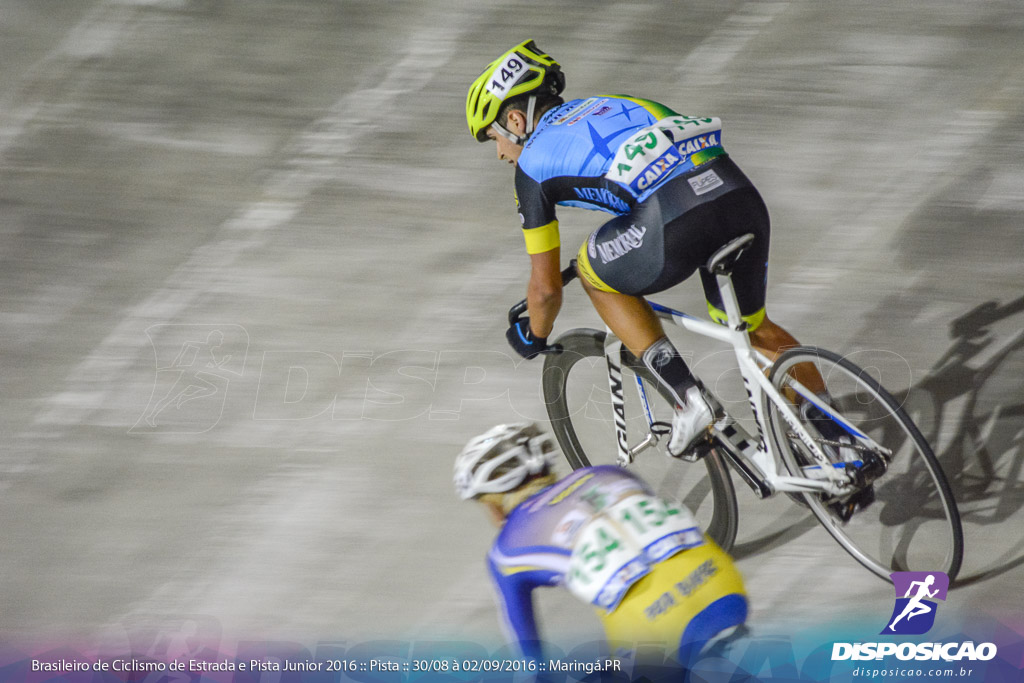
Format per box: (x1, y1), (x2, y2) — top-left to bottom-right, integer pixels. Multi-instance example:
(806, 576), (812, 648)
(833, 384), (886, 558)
(606, 116), (723, 194)
(485, 55), (529, 100)
(565, 494), (704, 611)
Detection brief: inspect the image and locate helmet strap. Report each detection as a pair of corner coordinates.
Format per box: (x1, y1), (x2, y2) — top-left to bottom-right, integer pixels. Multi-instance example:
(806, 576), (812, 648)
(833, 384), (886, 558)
(491, 95), (539, 146)
(524, 95), (538, 137)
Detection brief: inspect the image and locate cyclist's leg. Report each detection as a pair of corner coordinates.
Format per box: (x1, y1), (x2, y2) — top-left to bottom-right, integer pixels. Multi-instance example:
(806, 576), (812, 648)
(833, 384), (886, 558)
(696, 185), (826, 395)
(750, 317), (825, 396)
(577, 276), (664, 358)
(698, 186), (770, 336)
(576, 211), (705, 410)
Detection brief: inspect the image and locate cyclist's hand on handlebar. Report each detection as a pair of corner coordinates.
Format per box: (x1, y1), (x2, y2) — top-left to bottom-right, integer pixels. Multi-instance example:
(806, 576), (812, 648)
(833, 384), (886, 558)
(506, 318), (558, 359)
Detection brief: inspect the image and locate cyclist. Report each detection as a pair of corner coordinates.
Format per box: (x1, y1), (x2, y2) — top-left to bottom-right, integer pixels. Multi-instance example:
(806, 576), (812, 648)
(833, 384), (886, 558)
(466, 40), (826, 456)
(454, 422), (748, 666)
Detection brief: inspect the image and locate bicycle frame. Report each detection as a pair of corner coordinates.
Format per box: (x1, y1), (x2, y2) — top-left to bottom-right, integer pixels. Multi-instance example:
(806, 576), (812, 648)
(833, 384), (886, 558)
(605, 271), (882, 499)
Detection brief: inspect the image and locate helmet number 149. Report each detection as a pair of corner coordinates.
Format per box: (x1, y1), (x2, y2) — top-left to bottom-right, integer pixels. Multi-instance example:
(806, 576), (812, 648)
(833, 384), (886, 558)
(487, 57), (525, 98)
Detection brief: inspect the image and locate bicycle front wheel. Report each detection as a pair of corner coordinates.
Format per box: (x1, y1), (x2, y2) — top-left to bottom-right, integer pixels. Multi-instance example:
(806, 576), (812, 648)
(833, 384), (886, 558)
(542, 329), (739, 551)
(766, 346), (963, 581)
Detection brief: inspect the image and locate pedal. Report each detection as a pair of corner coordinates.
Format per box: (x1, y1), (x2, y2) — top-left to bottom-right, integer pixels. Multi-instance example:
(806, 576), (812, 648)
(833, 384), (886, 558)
(680, 439), (712, 463)
(832, 486), (876, 522)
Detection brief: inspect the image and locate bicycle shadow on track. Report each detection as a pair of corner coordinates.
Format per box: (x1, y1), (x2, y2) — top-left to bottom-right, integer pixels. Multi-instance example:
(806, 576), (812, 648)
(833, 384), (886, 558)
(728, 515), (822, 562)
(896, 295), (1024, 586)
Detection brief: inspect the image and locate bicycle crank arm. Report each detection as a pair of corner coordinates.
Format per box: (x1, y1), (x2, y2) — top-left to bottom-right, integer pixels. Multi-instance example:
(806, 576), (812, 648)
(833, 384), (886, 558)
(712, 417), (773, 499)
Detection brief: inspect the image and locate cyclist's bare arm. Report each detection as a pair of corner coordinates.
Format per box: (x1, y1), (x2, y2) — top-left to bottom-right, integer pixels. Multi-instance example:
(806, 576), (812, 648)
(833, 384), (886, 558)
(527, 247), (563, 338)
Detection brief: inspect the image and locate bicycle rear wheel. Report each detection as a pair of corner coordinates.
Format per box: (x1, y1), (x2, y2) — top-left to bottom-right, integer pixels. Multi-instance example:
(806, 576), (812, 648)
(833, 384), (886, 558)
(542, 329), (739, 551)
(766, 346), (963, 581)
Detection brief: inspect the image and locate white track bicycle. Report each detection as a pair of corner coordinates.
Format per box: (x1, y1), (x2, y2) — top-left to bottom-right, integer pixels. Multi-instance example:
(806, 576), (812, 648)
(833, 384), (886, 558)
(510, 233), (963, 581)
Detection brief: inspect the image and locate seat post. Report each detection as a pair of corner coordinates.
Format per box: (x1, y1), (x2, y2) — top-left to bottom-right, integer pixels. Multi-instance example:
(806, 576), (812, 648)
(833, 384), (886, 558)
(716, 272), (746, 331)
(706, 232), (756, 332)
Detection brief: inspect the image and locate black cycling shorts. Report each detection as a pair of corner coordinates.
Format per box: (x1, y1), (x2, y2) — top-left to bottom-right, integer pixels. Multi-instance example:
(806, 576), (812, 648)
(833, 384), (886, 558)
(576, 155), (770, 330)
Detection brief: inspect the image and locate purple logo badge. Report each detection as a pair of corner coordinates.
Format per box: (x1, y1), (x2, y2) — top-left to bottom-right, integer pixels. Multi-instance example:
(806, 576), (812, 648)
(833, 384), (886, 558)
(881, 571), (949, 635)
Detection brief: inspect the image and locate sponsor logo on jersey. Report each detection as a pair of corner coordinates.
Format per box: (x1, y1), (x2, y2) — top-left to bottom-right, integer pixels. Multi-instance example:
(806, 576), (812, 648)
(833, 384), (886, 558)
(675, 559), (718, 597)
(566, 98), (610, 126)
(552, 510), (589, 545)
(596, 558), (648, 609)
(688, 169), (724, 196)
(595, 225), (647, 264)
(634, 151), (681, 192)
(573, 186), (630, 213)
(552, 98), (608, 125)
(676, 131), (720, 157)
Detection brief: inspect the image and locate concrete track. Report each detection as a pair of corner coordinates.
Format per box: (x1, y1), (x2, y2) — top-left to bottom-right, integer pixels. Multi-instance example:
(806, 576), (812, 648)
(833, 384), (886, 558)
(1, 0), (1021, 665)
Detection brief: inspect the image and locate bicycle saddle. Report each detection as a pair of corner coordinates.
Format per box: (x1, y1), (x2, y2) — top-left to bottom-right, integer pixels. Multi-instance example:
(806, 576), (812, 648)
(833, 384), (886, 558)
(706, 233), (756, 276)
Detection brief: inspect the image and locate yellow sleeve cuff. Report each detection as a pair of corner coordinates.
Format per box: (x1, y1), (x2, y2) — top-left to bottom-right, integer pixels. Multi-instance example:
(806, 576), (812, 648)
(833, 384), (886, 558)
(524, 220), (560, 254)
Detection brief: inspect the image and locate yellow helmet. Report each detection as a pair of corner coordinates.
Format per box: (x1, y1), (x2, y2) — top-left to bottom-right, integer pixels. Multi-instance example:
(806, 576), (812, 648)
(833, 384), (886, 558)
(466, 39), (565, 143)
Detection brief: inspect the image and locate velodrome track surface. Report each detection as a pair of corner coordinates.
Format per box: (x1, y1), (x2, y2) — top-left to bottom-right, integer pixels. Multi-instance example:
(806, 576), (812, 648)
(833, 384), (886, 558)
(1, 0), (1022, 667)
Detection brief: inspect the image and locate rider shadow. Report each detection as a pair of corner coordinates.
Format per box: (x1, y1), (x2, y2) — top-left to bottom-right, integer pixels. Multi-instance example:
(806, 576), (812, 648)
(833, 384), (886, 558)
(896, 295), (1024, 585)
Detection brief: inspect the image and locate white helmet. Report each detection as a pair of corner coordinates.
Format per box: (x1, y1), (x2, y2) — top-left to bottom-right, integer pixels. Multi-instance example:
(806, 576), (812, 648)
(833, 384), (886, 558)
(454, 423), (557, 500)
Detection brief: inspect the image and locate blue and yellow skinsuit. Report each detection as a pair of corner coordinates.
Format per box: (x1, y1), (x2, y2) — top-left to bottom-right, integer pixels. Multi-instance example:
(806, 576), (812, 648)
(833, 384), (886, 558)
(514, 94), (771, 331)
(487, 466), (747, 663)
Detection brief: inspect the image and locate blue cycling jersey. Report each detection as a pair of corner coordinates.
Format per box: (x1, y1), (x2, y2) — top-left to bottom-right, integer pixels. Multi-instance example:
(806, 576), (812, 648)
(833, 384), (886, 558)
(514, 95), (726, 253)
(486, 465), (747, 664)
(487, 466), (651, 659)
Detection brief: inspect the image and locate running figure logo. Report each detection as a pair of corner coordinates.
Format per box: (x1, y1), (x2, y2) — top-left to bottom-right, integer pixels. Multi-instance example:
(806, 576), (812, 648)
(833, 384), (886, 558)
(881, 571), (949, 635)
(133, 324), (249, 433)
